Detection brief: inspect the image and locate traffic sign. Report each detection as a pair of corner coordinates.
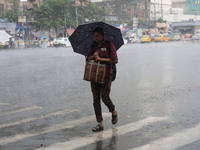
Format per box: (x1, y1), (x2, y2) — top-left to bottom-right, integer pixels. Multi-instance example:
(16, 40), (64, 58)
(18, 16), (26, 23)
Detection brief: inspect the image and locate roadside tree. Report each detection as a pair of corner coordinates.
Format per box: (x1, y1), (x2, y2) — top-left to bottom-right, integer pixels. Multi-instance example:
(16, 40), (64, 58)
(32, 0), (107, 36)
(0, 0), (21, 22)
(32, 0), (73, 36)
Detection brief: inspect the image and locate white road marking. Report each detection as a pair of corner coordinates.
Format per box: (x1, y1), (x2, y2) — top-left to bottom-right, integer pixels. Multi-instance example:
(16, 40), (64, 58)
(0, 109), (78, 129)
(0, 103), (10, 106)
(0, 113), (110, 145)
(130, 121), (200, 150)
(0, 106), (42, 116)
(34, 117), (168, 150)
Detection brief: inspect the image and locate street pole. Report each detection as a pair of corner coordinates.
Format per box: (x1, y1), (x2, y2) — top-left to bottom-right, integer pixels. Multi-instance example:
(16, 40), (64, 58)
(161, 0), (163, 19)
(22, 5), (24, 41)
(76, 0), (78, 27)
(64, 14), (66, 37)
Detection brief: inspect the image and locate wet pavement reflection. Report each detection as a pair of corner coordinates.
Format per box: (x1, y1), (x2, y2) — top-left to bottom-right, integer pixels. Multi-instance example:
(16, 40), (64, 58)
(1, 42), (200, 150)
(94, 128), (118, 150)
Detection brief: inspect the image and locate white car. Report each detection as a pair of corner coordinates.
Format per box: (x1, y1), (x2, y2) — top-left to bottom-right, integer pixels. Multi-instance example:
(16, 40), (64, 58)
(193, 34), (200, 40)
(123, 38), (128, 44)
(130, 36), (141, 43)
(53, 38), (71, 47)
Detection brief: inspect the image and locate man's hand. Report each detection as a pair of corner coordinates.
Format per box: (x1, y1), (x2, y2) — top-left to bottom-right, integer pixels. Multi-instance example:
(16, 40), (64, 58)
(94, 52), (99, 56)
(95, 55), (101, 61)
(94, 52), (101, 61)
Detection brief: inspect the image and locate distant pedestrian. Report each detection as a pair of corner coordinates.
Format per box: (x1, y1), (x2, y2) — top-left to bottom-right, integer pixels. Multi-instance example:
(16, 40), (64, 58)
(87, 27), (118, 132)
(45, 38), (48, 49)
(42, 38), (45, 48)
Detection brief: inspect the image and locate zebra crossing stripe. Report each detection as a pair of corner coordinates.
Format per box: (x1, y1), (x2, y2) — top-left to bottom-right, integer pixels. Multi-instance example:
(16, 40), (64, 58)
(0, 106), (42, 116)
(0, 109), (78, 129)
(0, 113), (110, 145)
(130, 121), (200, 150)
(34, 117), (168, 150)
(0, 103), (10, 106)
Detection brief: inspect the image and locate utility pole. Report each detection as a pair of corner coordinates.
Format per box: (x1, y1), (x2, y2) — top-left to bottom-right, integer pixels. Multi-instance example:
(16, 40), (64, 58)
(161, 0), (163, 18)
(20, 0), (27, 41)
(22, 4), (24, 41)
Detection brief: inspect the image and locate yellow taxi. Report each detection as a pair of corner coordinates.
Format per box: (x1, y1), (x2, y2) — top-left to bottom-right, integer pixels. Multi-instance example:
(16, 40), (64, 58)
(163, 35), (169, 42)
(140, 35), (151, 43)
(163, 35), (173, 42)
(183, 34), (192, 39)
(155, 34), (165, 42)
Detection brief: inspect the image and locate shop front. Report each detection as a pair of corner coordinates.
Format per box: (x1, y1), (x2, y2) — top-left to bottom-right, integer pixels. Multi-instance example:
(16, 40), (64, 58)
(171, 21), (200, 35)
(156, 22), (168, 34)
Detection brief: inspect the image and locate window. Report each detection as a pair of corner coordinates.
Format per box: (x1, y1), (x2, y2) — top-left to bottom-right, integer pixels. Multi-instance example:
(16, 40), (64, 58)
(23, 4), (27, 12)
(7, 3), (13, 10)
(127, 9), (131, 18)
(0, 4), (3, 15)
(33, 4), (38, 8)
(142, 36), (147, 38)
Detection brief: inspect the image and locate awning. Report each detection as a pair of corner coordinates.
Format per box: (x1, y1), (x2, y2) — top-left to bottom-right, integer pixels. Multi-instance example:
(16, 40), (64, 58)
(139, 20), (156, 28)
(16, 23), (30, 32)
(0, 30), (13, 42)
(0, 23), (16, 34)
(31, 30), (43, 38)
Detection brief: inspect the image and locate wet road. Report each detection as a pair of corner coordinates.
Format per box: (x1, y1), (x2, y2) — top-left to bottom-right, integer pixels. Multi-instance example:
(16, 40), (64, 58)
(0, 42), (200, 150)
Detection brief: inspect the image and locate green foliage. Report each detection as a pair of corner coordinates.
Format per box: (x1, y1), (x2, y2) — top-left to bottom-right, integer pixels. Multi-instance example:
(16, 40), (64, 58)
(0, 0), (21, 22)
(0, 45), (4, 49)
(78, 2), (107, 23)
(32, 0), (73, 34)
(0, 0), (108, 36)
(32, 0), (107, 35)
(158, 17), (163, 22)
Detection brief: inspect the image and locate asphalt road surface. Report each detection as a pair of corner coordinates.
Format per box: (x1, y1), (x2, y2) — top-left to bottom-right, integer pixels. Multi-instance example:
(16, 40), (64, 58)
(1, 41), (200, 150)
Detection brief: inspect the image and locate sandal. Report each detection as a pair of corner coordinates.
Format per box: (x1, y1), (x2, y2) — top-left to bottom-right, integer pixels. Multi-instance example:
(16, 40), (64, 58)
(112, 112), (118, 124)
(92, 124), (104, 132)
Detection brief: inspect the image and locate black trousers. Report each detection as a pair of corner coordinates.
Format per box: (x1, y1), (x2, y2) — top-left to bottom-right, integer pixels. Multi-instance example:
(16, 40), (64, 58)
(90, 75), (115, 122)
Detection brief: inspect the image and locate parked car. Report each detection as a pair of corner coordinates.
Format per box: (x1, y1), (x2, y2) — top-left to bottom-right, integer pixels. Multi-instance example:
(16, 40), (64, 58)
(168, 35), (174, 41)
(192, 34), (200, 40)
(172, 33), (181, 41)
(163, 35), (173, 42)
(123, 38), (128, 44)
(183, 34), (192, 39)
(151, 35), (158, 42)
(130, 36), (141, 43)
(155, 34), (165, 42)
(0, 41), (9, 49)
(163, 35), (169, 42)
(53, 38), (71, 47)
(140, 35), (151, 43)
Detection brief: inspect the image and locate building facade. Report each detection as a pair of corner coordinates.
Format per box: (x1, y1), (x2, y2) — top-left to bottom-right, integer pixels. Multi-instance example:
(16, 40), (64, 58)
(186, 0), (200, 14)
(0, 0), (44, 15)
(0, 0), (16, 15)
(91, 0), (151, 24)
(150, 0), (172, 20)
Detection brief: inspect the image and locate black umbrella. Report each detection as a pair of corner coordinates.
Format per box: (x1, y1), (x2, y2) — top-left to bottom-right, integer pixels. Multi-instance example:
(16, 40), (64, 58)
(69, 21), (124, 56)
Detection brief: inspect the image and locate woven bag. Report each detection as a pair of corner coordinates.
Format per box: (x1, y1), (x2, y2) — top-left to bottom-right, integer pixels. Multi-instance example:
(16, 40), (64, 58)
(83, 60), (106, 84)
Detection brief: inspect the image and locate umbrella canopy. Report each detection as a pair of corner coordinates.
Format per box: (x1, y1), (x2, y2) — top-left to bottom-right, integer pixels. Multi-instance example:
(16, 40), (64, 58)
(69, 21), (124, 56)
(42, 36), (47, 38)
